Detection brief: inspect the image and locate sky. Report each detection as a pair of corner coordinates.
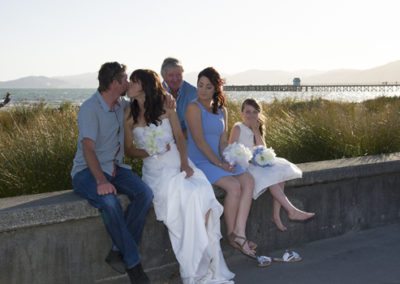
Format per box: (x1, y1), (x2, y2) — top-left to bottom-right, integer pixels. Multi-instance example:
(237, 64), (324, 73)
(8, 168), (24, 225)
(0, 0), (399, 81)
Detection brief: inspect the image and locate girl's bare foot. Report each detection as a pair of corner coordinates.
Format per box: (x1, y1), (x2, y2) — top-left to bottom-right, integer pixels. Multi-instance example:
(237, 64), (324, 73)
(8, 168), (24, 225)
(272, 216), (288, 231)
(288, 210), (315, 221)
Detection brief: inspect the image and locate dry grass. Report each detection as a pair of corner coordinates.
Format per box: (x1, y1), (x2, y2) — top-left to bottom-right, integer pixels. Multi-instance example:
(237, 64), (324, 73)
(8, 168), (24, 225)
(1, 96), (400, 197)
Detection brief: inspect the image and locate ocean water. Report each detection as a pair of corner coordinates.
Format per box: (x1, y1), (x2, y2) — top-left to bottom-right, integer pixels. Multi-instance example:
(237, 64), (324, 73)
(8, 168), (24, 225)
(0, 89), (96, 106)
(1, 88), (400, 107)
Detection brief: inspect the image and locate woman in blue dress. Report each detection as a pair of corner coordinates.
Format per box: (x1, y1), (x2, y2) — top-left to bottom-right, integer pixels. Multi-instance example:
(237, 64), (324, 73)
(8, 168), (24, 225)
(186, 67), (256, 258)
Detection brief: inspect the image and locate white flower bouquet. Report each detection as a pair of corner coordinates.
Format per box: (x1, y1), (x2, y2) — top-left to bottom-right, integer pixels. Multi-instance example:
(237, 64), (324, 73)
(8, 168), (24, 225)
(139, 124), (170, 156)
(252, 145), (276, 167)
(222, 142), (253, 168)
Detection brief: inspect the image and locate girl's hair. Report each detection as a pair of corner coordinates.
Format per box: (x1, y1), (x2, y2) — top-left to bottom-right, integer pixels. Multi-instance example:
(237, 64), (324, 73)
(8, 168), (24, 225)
(241, 98), (266, 136)
(197, 67), (226, 114)
(129, 69), (166, 125)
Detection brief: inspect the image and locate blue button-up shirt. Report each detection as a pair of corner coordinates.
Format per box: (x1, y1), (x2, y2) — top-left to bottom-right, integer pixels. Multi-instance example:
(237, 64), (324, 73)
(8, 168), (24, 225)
(71, 91), (130, 178)
(163, 80), (197, 131)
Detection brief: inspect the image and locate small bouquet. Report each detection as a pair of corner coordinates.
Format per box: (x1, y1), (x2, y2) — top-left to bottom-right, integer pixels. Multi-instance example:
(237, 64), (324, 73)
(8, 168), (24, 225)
(140, 124), (170, 156)
(222, 142), (253, 168)
(252, 145), (276, 167)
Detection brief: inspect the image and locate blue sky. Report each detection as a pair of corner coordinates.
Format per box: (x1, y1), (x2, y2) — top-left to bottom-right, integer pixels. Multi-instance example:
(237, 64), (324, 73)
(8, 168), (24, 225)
(0, 0), (399, 81)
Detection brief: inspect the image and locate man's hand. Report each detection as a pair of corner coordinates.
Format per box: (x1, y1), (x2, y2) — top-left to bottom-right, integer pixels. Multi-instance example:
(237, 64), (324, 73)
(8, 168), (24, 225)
(97, 182), (117, 195)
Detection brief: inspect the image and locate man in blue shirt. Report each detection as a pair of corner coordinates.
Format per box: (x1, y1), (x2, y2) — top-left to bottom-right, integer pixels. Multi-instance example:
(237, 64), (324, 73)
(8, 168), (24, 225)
(71, 62), (152, 284)
(161, 57), (197, 135)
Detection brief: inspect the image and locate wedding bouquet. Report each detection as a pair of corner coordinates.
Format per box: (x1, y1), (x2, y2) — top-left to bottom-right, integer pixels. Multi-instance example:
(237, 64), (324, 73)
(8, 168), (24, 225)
(252, 145), (276, 167)
(222, 142), (253, 168)
(139, 124), (170, 156)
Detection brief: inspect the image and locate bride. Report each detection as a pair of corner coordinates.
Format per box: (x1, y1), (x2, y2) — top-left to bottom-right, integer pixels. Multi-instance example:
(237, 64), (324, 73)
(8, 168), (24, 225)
(124, 69), (234, 284)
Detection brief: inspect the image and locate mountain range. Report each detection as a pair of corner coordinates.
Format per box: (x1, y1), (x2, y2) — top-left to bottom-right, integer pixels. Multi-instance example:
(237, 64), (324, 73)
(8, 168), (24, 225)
(1, 60), (400, 89)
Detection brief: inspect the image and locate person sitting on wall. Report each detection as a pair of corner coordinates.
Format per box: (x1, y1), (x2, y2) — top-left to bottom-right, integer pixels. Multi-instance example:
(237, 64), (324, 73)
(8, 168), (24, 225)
(0, 93), (11, 108)
(71, 62), (153, 284)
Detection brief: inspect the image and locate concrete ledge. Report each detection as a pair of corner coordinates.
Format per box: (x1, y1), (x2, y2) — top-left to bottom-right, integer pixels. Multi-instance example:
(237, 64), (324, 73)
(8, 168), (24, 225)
(1, 153), (400, 283)
(296, 152), (400, 186)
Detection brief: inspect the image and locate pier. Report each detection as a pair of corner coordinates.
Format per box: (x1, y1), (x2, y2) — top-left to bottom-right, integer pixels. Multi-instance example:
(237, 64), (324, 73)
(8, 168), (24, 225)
(224, 83), (400, 92)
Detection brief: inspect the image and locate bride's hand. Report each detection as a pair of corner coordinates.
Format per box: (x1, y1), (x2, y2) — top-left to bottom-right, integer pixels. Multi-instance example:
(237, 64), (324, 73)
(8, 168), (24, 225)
(181, 164), (194, 178)
(165, 93), (176, 109)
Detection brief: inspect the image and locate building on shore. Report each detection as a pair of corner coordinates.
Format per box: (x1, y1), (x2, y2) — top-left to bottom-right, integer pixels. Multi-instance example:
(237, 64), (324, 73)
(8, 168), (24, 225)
(293, 77), (301, 86)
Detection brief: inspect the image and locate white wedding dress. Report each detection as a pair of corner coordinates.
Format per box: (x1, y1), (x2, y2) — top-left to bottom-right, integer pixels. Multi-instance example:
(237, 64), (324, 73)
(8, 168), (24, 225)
(235, 122), (303, 200)
(133, 118), (234, 284)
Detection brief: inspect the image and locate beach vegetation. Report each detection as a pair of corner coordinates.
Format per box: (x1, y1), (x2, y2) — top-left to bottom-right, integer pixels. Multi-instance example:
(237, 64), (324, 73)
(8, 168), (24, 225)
(1, 96), (400, 197)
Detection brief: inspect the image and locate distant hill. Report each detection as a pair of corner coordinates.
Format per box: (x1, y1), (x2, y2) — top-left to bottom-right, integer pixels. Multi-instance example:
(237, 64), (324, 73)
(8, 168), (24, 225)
(302, 61), (400, 84)
(54, 72), (97, 88)
(186, 61), (400, 85)
(0, 73), (98, 89)
(224, 69), (323, 85)
(184, 69), (323, 85)
(0, 76), (73, 88)
(1, 60), (400, 88)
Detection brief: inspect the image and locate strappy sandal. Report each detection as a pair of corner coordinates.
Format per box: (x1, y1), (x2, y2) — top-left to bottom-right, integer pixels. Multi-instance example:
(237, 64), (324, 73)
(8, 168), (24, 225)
(228, 233), (257, 259)
(227, 233), (257, 250)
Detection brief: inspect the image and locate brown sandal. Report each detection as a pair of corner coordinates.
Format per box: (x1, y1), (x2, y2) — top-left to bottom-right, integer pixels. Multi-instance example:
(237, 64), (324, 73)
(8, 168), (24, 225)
(228, 233), (257, 259)
(228, 233), (257, 250)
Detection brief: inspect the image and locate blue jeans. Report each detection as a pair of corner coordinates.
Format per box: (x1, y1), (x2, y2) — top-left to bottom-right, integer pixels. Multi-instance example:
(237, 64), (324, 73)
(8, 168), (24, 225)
(72, 166), (153, 268)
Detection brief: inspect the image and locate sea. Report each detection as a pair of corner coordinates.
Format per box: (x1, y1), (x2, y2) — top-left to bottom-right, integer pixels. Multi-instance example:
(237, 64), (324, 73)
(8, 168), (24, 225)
(1, 88), (400, 107)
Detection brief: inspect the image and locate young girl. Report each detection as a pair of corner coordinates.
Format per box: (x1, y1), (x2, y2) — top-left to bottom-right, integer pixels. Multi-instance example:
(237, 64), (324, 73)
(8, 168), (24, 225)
(229, 98), (314, 231)
(124, 69), (234, 283)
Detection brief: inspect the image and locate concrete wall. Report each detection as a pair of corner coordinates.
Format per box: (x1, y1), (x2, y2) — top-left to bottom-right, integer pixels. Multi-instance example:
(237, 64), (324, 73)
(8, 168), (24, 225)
(1, 153), (400, 284)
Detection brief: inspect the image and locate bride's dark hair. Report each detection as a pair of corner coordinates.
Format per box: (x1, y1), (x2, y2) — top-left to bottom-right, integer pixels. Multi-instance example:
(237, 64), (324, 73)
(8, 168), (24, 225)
(129, 69), (166, 126)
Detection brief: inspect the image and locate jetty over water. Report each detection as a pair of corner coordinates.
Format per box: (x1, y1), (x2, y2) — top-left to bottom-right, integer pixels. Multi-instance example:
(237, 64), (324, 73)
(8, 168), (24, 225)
(224, 83), (400, 92)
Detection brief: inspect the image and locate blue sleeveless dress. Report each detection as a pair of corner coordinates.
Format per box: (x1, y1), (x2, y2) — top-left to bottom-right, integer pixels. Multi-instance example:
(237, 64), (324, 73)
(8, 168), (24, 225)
(187, 100), (245, 184)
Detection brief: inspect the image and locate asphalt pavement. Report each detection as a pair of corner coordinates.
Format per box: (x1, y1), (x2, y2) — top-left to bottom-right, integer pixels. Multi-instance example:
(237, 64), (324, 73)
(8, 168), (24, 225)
(228, 223), (400, 284)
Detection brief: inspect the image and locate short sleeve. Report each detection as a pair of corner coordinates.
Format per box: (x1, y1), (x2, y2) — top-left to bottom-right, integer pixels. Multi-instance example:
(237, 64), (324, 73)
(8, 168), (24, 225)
(78, 103), (98, 142)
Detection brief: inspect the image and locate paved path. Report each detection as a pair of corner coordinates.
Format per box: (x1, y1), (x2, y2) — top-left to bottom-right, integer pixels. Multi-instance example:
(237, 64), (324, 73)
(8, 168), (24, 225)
(228, 223), (400, 284)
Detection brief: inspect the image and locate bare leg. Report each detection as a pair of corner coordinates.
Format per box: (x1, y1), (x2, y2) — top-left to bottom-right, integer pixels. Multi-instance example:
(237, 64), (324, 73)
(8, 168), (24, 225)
(215, 173), (255, 255)
(233, 173), (254, 237)
(232, 173), (255, 254)
(269, 183), (314, 224)
(214, 176), (241, 236)
(272, 195), (287, 231)
(271, 182), (287, 231)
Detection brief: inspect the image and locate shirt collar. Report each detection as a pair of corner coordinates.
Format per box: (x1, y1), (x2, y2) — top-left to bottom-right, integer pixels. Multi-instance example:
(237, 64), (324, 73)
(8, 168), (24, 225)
(162, 81), (184, 96)
(95, 91), (121, 112)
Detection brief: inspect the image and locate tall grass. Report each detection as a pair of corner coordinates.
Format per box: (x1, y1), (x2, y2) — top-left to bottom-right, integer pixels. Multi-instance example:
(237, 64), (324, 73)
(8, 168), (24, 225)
(1, 96), (400, 197)
(0, 103), (78, 197)
(256, 97), (400, 162)
(0, 103), (143, 198)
